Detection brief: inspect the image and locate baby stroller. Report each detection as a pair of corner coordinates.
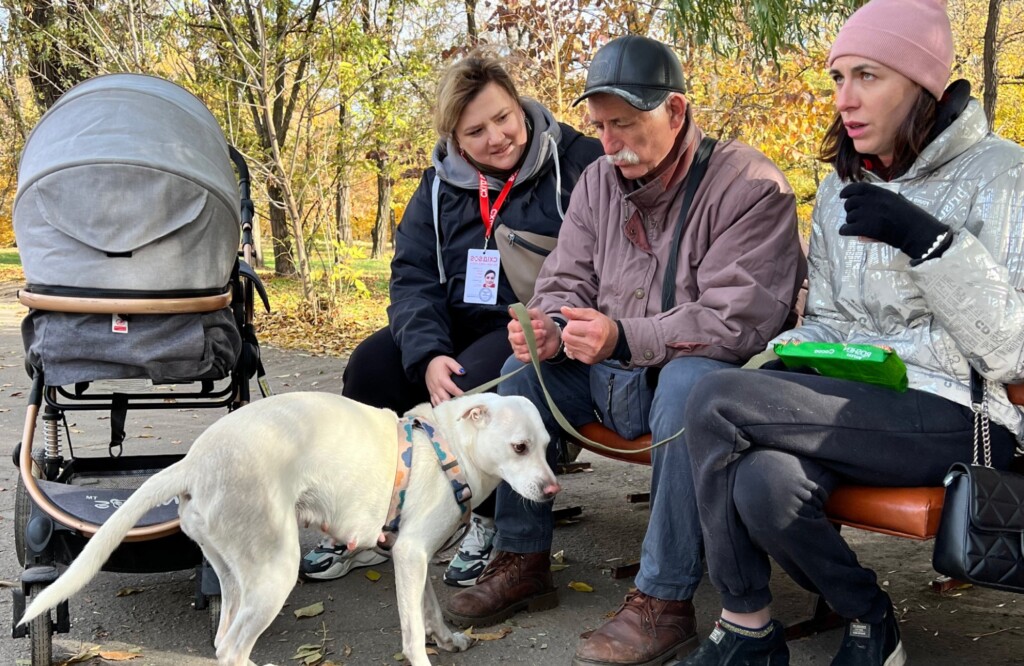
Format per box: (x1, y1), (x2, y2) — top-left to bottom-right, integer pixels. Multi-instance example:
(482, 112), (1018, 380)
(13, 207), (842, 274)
(7, 73), (270, 665)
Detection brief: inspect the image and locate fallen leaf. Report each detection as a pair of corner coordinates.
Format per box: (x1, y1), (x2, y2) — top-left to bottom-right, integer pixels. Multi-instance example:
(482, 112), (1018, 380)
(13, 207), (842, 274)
(116, 587), (147, 597)
(550, 564), (569, 572)
(97, 650), (142, 661)
(568, 581), (594, 593)
(62, 644), (101, 664)
(465, 626), (513, 641)
(293, 601), (324, 618)
(365, 569), (382, 582)
(291, 644), (322, 659)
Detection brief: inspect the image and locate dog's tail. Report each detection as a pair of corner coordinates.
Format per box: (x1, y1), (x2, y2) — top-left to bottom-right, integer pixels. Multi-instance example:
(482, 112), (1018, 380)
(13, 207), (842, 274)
(18, 461), (189, 626)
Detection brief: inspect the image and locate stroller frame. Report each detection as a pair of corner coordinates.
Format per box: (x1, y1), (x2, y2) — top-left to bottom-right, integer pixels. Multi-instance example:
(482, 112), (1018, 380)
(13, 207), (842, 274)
(10, 148), (269, 665)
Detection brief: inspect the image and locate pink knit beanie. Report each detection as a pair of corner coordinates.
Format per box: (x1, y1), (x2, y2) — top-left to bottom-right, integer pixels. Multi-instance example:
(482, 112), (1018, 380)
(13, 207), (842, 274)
(828, 0), (953, 99)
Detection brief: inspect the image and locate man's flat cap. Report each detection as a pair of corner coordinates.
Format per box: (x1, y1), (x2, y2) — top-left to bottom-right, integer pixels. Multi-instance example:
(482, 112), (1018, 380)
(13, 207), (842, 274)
(573, 35), (685, 111)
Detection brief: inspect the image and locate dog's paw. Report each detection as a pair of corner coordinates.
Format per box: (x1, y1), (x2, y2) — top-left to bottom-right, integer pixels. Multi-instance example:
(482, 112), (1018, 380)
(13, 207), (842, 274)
(451, 631), (475, 652)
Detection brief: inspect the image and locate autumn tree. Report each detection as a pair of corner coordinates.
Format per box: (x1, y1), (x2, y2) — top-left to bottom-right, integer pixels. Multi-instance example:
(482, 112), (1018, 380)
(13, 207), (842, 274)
(204, 0), (324, 299)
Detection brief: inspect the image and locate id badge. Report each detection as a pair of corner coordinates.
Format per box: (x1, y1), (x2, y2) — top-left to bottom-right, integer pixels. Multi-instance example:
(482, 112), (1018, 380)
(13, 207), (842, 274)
(464, 249), (501, 305)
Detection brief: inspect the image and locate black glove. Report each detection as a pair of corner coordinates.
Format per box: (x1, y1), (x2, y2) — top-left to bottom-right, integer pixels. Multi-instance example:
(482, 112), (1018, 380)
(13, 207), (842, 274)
(839, 182), (950, 260)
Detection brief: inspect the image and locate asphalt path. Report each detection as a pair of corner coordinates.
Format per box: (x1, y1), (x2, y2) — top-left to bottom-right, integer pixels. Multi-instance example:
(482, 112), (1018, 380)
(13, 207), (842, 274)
(0, 295), (1020, 665)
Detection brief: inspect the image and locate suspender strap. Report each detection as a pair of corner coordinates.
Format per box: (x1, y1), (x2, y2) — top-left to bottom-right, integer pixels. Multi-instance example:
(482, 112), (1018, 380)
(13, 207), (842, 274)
(662, 136), (717, 311)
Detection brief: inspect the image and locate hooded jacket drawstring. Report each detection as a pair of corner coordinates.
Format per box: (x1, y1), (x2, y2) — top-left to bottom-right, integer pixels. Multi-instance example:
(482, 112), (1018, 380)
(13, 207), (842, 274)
(548, 132), (565, 222)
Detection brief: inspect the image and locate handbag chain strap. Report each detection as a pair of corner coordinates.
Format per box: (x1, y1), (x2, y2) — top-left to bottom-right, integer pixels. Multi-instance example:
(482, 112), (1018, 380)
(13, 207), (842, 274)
(971, 367), (993, 468)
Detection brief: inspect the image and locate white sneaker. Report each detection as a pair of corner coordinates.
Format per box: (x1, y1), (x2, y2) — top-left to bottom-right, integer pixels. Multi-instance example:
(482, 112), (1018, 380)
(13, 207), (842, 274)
(443, 514), (496, 587)
(299, 538), (389, 581)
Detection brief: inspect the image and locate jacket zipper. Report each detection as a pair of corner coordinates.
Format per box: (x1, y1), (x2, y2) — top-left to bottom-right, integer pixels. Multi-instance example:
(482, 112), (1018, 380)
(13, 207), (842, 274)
(507, 231), (552, 257)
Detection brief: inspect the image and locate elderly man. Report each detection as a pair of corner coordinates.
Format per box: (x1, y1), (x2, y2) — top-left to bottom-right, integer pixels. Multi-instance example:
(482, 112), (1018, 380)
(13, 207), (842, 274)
(444, 35), (806, 666)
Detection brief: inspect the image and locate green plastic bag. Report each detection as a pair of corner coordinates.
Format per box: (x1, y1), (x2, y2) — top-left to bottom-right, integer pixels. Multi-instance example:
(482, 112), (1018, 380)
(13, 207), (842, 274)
(774, 342), (908, 392)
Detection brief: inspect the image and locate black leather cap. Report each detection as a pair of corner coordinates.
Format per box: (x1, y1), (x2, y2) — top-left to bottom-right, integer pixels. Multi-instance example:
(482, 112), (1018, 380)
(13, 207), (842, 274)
(573, 35), (685, 111)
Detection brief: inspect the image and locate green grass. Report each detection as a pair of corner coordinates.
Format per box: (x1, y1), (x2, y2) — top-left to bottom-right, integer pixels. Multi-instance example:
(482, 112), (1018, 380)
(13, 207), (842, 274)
(0, 248), (22, 266)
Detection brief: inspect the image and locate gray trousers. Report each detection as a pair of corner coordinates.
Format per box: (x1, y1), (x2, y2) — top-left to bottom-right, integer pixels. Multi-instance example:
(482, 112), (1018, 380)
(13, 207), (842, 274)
(685, 368), (1017, 622)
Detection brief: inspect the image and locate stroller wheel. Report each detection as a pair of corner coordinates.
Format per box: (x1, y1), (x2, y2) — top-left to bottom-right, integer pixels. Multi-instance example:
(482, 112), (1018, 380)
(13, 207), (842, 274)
(14, 475), (29, 567)
(208, 594), (222, 646)
(28, 583), (53, 666)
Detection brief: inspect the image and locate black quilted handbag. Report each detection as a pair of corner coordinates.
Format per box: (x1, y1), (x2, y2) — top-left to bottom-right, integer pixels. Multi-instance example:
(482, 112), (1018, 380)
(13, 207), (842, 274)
(933, 462), (1024, 592)
(933, 370), (1024, 593)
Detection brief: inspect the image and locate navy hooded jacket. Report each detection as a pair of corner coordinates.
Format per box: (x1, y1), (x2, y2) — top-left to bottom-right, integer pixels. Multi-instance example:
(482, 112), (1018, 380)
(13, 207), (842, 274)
(388, 98), (602, 383)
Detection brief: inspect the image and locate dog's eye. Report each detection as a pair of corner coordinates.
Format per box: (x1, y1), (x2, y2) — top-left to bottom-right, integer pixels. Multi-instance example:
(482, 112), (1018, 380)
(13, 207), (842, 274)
(512, 441), (528, 455)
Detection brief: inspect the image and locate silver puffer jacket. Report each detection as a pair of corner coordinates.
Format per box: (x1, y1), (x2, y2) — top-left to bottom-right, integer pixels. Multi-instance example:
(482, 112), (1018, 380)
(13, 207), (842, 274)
(775, 99), (1024, 440)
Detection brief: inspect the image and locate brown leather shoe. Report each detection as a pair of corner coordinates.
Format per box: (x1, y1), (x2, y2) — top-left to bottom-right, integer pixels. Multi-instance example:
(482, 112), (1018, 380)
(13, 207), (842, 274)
(573, 591), (699, 666)
(444, 550), (557, 627)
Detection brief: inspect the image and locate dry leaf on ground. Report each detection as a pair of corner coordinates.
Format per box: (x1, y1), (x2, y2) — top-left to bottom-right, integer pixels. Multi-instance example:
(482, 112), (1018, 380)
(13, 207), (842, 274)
(293, 601), (325, 618)
(465, 626), (513, 641)
(115, 587), (147, 597)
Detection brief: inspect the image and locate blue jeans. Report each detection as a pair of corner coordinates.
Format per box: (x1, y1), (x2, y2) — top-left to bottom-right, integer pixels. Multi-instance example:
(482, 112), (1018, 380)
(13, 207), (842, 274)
(495, 354), (734, 601)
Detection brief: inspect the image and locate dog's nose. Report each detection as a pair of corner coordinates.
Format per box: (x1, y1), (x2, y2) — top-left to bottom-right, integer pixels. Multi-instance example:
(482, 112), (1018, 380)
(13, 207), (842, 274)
(542, 481), (561, 500)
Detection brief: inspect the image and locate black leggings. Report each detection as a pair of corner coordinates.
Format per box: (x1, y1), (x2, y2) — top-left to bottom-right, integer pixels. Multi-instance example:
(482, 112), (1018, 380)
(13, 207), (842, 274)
(342, 325), (512, 517)
(685, 368), (1017, 622)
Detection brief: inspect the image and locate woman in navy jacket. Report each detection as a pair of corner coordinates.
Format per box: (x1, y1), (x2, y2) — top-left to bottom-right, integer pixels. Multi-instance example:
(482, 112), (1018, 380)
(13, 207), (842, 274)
(300, 49), (601, 586)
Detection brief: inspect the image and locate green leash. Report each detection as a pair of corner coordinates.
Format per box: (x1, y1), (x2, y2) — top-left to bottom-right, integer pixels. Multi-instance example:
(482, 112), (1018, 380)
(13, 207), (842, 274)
(465, 302), (683, 456)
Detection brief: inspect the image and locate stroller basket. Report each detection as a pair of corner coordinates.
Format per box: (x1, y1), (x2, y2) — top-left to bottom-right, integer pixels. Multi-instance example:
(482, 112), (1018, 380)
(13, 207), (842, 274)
(35, 455), (185, 531)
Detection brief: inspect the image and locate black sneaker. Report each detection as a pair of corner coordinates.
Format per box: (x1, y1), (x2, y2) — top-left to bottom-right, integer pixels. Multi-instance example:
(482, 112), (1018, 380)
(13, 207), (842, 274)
(682, 619), (789, 665)
(831, 599), (906, 666)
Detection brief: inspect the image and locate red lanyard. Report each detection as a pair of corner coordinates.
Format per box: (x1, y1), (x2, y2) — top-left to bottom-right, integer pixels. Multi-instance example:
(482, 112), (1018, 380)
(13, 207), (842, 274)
(478, 170), (518, 244)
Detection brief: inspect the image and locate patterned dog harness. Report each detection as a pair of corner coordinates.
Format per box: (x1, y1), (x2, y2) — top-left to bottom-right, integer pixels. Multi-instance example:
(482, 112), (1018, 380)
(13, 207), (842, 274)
(379, 416), (473, 549)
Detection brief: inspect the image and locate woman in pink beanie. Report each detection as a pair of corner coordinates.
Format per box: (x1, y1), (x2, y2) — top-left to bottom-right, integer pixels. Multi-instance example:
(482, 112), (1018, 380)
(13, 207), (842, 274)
(682, 1), (1024, 665)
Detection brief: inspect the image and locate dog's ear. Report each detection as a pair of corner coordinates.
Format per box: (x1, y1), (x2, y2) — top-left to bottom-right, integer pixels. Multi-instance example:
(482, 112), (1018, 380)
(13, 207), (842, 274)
(458, 405), (490, 426)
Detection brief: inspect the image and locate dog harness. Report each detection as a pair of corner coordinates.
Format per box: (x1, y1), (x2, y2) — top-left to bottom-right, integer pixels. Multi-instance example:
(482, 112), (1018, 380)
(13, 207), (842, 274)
(379, 416), (473, 549)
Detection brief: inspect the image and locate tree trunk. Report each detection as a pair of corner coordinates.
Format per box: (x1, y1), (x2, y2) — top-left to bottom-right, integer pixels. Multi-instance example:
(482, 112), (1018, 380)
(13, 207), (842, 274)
(389, 206), (397, 250)
(267, 180), (295, 275)
(371, 162), (391, 258)
(466, 0), (478, 45)
(983, 0), (1003, 126)
(335, 100), (352, 243)
(336, 177), (352, 244)
(20, 0), (96, 111)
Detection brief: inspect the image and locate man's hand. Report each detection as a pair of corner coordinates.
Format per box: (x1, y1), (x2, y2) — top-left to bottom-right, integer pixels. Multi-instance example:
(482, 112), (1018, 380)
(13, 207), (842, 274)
(561, 306), (617, 365)
(508, 308), (562, 363)
(425, 355), (464, 406)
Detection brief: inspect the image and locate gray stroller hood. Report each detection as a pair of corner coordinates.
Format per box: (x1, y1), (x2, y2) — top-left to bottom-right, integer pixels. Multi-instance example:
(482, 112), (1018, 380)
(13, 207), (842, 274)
(14, 73), (240, 294)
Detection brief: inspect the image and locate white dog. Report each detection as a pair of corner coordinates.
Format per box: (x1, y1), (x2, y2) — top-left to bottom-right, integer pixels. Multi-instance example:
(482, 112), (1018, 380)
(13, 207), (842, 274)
(19, 391), (559, 666)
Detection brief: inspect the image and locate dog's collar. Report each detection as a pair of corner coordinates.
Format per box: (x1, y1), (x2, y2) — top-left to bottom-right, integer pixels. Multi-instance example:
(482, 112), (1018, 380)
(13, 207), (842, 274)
(380, 416), (473, 549)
